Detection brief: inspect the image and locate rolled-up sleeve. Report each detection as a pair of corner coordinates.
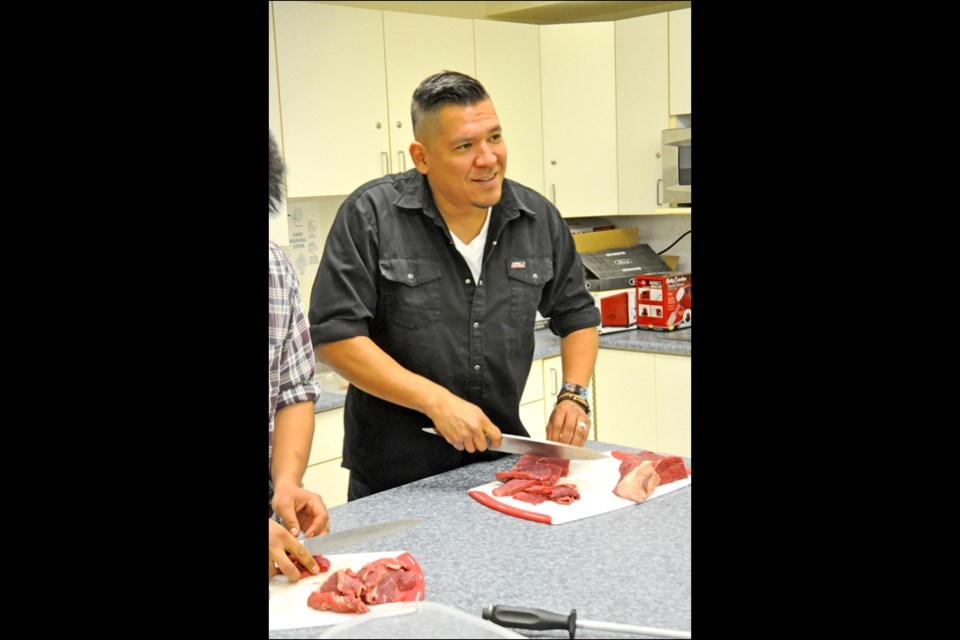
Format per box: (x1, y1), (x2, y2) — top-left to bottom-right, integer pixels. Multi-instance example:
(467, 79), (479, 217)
(278, 257), (320, 410)
(540, 215), (601, 338)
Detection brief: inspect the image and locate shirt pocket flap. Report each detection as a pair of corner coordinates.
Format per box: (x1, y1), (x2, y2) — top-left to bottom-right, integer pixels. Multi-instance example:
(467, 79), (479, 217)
(505, 257), (553, 286)
(379, 258), (443, 287)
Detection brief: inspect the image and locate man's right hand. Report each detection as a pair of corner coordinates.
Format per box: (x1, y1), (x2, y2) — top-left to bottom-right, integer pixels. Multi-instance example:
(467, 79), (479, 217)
(426, 391), (502, 453)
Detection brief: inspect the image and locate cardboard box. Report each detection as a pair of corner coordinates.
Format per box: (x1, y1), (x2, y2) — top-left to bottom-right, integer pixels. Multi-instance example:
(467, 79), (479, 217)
(580, 244), (673, 291)
(591, 288), (637, 335)
(636, 272), (692, 331)
(572, 226), (638, 254)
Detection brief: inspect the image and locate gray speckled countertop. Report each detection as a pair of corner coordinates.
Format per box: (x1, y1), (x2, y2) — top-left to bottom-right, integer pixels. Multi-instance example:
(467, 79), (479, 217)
(315, 328), (690, 412)
(268, 440), (691, 639)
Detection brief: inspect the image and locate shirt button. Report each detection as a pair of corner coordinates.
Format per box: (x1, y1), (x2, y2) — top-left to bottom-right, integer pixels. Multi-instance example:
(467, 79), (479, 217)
(533, 274), (539, 280)
(473, 322), (479, 328)
(465, 278), (471, 285)
(478, 279), (483, 285)
(407, 274), (414, 280)
(474, 365), (481, 371)
(492, 241), (497, 245)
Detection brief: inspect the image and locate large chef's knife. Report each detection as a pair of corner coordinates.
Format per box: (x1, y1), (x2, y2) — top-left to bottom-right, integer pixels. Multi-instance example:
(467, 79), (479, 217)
(303, 518), (421, 555)
(422, 428), (607, 460)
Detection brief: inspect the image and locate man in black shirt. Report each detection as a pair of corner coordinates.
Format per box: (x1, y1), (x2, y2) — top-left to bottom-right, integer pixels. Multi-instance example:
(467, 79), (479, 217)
(309, 71), (600, 499)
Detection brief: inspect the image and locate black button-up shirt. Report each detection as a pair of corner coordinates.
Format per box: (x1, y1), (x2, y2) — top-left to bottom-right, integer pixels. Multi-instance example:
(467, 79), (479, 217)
(309, 170), (600, 493)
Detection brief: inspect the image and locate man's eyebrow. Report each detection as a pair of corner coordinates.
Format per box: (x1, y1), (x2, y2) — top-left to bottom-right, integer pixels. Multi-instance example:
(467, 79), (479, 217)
(452, 126), (502, 146)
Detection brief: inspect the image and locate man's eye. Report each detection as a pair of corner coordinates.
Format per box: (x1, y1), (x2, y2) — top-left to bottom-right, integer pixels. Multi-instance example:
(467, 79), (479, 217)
(490, 135), (501, 142)
(456, 144), (471, 151)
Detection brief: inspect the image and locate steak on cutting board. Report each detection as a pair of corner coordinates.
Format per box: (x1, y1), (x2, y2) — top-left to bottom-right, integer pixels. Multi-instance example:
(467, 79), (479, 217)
(612, 450), (690, 502)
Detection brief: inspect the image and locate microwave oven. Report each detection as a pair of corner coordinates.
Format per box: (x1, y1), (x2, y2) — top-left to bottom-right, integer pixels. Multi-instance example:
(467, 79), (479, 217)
(660, 127), (691, 205)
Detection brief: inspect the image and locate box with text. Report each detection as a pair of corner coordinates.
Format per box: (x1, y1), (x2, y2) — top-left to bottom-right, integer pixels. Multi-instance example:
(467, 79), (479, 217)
(635, 272), (691, 331)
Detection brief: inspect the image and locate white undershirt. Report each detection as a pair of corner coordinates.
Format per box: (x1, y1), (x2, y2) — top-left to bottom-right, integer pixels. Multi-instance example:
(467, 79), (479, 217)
(451, 207), (491, 283)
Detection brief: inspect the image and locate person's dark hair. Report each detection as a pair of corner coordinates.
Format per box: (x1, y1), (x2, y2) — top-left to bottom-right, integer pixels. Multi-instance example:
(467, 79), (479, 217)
(411, 71), (489, 138)
(269, 131), (285, 216)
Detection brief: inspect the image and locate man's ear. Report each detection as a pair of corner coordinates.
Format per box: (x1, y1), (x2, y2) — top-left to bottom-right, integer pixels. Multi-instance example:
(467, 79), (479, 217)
(409, 142), (428, 174)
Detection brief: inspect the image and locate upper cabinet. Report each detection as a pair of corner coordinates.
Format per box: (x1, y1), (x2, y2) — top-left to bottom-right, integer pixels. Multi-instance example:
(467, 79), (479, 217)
(540, 23), (618, 218)
(383, 11), (475, 176)
(474, 20), (544, 196)
(268, 5), (289, 244)
(669, 8), (691, 116)
(616, 13), (669, 216)
(272, 2), (390, 198)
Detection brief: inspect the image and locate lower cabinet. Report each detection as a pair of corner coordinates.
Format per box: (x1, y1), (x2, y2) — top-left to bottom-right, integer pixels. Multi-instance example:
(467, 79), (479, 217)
(593, 349), (690, 457)
(303, 407), (349, 508)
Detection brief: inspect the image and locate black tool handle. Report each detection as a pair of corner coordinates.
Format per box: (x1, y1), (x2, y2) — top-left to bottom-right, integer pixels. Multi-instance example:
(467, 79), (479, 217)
(483, 604), (577, 639)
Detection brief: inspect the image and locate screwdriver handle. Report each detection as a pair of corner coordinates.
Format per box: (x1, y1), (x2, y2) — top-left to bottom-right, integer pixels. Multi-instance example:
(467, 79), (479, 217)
(483, 604), (578, 639)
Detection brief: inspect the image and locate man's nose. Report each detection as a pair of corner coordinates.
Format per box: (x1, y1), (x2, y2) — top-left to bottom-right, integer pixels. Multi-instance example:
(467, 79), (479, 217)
(475, 143), (497, 166)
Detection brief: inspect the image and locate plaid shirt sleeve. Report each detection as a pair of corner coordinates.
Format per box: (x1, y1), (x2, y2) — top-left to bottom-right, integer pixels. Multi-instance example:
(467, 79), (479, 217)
(270, 243), (320, 414)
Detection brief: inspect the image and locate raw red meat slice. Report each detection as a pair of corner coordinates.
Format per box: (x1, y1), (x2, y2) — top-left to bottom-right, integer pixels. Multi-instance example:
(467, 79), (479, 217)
(612, 450), (691, 478)
(513, 491), (549, 505)
(492, 478), (539, 497)
(318, 569), (364, 597)
(307, 590), (369, 613)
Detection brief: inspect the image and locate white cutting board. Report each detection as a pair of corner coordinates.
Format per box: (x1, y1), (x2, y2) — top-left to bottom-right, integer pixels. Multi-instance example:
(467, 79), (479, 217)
(468, 452), (691, 525)
(269, 551), (424, 632)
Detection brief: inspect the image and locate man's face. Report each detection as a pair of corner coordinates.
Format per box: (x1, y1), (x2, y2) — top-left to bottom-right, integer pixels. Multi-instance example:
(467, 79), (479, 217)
(413, 99), (507, 217)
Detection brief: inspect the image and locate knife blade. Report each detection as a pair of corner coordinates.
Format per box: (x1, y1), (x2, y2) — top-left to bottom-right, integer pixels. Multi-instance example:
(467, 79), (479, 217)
(422, 428), (607, 460)
(303, 518), (421, 555)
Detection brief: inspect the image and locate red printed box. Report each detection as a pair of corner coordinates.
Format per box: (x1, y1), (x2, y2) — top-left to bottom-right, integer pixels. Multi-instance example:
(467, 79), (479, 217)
(636, 272), (691, 331)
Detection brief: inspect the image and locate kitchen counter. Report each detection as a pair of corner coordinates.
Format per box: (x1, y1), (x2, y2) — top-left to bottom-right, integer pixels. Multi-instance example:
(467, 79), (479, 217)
(315, 328), (690, 412)
(268, 440), (691, 639)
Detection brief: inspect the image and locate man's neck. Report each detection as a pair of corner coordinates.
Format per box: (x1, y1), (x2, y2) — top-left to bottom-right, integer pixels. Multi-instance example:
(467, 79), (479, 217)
(440, 207), (489, 245)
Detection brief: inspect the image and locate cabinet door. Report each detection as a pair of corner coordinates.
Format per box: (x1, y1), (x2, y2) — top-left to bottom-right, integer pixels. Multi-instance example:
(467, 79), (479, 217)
(383, 11), (476, 174)
(654, 354), (690, 457)
(540, 23), (618, 217)
(541, 355), (563, 421)
(616, 14), (669, 215)
(474, 20), (544, 196)
(309, 408), (344, 466)
(668, 9), (691, 116)
(273, 2), (390, 198)
(268, 4), (288, 244)
(593, 349), (658, 450)
(302, 460), (350, 509)
(519, 358), (545, 436)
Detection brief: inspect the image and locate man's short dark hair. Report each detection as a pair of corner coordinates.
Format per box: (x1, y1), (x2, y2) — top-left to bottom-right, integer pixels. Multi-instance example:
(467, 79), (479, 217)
(269, 131), (285, 216)
(411, 71), (490, 138)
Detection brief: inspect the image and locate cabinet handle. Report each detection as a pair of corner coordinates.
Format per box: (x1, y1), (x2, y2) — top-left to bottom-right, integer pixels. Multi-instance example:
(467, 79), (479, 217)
(551, 368), (558, 396)
(398, 151), (406, 171)
(551, 184), (556, 205)
(656, 178), (663, 206)
(396, 121), (402, 128)
(381, 152), (388, 176)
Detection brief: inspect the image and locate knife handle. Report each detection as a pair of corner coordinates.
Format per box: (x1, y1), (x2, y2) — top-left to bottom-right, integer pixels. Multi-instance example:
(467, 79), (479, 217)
(483, 604), (577, 639)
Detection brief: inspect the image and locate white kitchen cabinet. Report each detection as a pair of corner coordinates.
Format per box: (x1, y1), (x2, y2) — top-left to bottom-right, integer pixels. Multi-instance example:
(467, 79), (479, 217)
(272, 2), (391, 198)
(540, 22), (619, 218)
(668, 8), (691, 116)
(616, 13), (670, 216)
(592, 348), (690, 456)
(593, 349), (658, 451)
(519, 357), (545, 436)
(474, 20), (544, 195)
(302, 460), (350, 510)
(382, 11), (476, 175)
(268, 5), (289, 245)
(653, 353), (691, 457)
(303, 407), (349, 508)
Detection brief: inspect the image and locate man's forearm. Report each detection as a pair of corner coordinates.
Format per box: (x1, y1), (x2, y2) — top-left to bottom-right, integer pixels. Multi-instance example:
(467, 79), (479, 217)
(559, 327), (599, 387)
(316, 336), (450, 417)
(272, 401), (316, 488)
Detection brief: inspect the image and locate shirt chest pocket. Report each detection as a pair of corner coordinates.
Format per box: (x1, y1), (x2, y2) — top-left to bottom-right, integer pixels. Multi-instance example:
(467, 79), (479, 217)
(379, 258), (443, 330)
(506, 257), (553, 329)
